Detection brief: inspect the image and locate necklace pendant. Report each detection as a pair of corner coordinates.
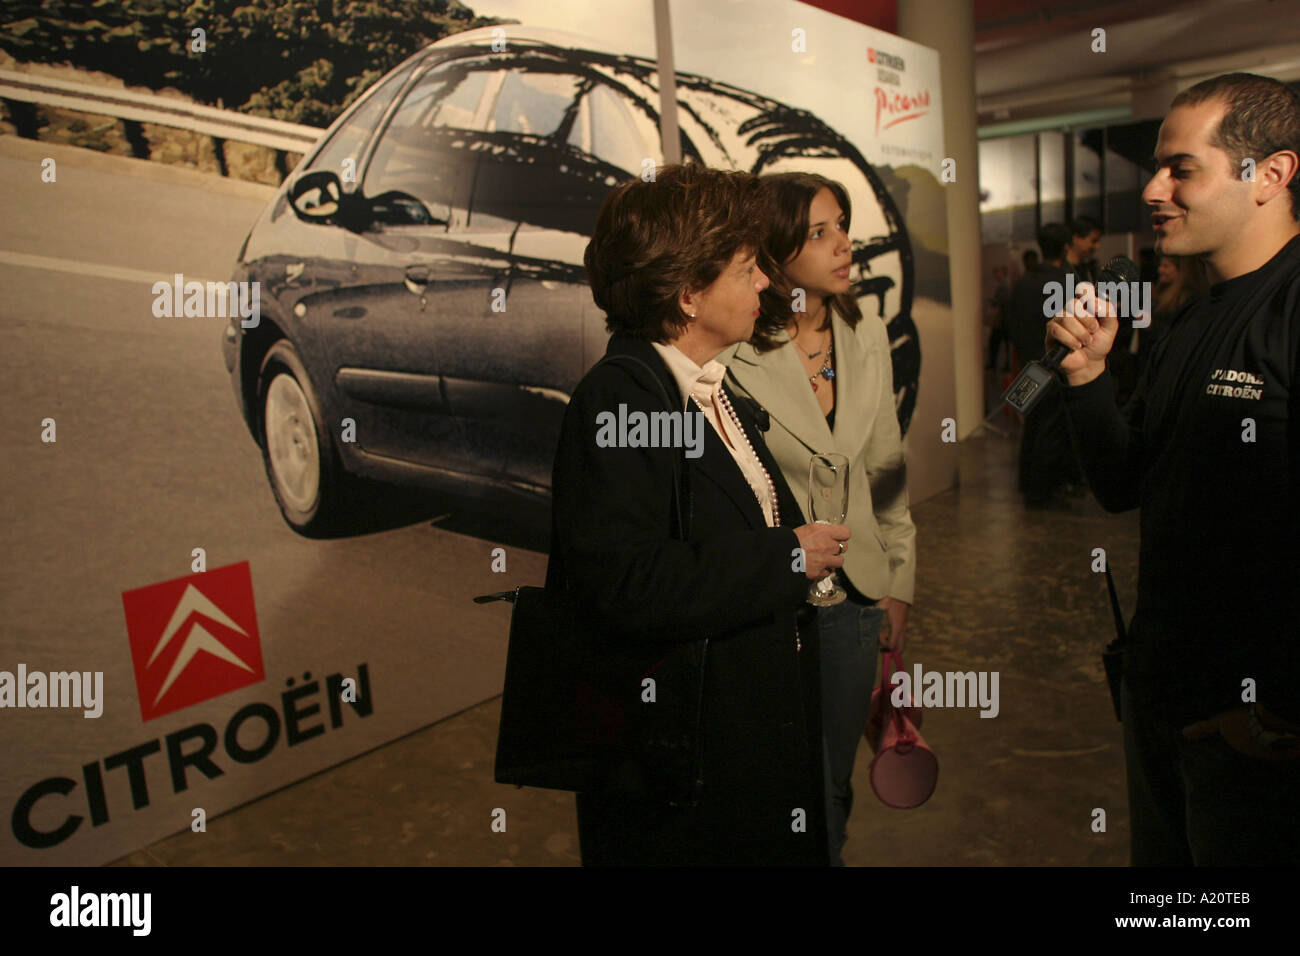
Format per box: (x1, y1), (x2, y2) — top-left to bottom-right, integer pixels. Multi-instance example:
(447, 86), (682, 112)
(822, 367), (836, 381)
(810, 380), (819, 392)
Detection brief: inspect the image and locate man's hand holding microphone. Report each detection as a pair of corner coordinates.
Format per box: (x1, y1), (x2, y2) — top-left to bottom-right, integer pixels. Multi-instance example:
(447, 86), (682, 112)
(1000, 256), (1139, 414)
(1045, 280), (1121, 386)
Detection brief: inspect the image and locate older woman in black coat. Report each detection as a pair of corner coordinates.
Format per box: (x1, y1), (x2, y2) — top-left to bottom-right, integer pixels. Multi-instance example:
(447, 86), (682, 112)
(547, 164), (850, 865)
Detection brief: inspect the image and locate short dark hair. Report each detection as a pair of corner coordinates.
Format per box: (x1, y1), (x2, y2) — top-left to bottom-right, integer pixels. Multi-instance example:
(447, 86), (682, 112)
(1170, 72), (1300, 220)
(750, 172), (862, 352)
(584, 163), (765, 341)
(1037, 222), (1072, 260)
(1022, 248), (1040, 268)
(1069, 215), (1101, 238)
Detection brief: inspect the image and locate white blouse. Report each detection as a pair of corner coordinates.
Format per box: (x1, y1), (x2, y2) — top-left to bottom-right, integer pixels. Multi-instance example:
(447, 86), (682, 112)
(651, 341), (777, 527)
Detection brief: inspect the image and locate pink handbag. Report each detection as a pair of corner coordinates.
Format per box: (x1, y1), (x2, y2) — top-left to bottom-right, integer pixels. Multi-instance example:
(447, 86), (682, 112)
(866, 651), (938, 809)
(866, 651), (922, 749)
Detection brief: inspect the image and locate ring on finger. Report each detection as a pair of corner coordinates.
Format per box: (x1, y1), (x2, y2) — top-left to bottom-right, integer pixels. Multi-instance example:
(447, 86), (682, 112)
(836, 541), (846, 555)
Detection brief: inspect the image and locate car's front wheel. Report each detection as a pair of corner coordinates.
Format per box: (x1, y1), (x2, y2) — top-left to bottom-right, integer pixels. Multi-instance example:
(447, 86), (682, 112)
(257, 340), (348, 536)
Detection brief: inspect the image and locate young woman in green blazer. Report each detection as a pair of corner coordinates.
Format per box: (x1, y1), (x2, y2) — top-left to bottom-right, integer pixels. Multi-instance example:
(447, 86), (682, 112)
(725, 172), (918, 865)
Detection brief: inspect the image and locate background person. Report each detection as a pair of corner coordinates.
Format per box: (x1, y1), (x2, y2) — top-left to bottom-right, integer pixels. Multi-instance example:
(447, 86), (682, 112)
(1134, 254), (1209, 378)
(1067, 215), (1138, 401)
(1022, 248), (1041, 277)
(1050, 73), (1300, 865)
(550, 163), (850, 866)
(986, 264), (1013, 371)
(1066, 215), (1103, 284)
(1006, 222), (1082, 508)
(725, 171), (917, 866)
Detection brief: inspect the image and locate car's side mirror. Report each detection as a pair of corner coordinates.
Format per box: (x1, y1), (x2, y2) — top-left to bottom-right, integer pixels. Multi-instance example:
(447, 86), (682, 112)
(288, 170), (346, 224)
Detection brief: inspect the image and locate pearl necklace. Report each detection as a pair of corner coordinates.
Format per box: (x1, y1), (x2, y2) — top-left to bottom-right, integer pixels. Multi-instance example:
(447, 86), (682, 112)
(691, 389), (781, 527)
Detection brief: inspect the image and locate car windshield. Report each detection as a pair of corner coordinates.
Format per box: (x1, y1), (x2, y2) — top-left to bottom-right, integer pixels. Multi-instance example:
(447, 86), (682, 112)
(362, 66), (482, 218)
(310, 61), (415, 174)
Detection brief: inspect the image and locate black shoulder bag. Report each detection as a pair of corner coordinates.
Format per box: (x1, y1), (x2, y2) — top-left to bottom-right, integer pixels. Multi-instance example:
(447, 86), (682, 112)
(479, 355), (707, 806)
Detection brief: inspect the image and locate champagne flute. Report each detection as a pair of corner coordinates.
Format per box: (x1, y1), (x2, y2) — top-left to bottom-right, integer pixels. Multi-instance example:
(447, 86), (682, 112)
(807, 452), (849, 606)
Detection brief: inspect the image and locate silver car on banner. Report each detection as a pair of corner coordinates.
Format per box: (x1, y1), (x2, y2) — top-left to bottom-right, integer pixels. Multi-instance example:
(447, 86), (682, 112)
(222, 26), (917, 535)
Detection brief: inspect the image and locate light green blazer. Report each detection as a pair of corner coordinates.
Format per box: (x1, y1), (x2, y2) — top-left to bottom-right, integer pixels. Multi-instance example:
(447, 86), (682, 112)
(724, 311), (917, 604)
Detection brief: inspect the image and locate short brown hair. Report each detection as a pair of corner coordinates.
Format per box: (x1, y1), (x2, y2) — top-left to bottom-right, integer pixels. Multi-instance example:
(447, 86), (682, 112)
(1171, 72), (1300, 220)
(751, 172), (861, 352)
(584, 163), (765, 341)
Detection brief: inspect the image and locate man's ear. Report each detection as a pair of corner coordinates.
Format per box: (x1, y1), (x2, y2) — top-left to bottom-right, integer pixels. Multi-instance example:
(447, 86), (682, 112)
(1254, 149), (1299, 208)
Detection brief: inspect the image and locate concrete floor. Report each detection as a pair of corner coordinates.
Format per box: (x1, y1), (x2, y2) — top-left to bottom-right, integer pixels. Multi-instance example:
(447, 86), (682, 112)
(111, 423), (1140, 867)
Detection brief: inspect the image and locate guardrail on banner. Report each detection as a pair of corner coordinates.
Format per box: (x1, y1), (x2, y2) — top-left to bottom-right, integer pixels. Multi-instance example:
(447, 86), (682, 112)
(0, 69), (324, 177)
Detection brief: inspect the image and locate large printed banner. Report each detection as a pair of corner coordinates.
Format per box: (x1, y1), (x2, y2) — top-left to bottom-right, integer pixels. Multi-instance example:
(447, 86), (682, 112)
(670, 0), (955, 502)
(1, 0), (951, 864)
(2, 0), (662, 869)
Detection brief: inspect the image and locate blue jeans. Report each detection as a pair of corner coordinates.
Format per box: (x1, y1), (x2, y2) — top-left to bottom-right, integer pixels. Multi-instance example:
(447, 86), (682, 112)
(818, 596), (884, 866)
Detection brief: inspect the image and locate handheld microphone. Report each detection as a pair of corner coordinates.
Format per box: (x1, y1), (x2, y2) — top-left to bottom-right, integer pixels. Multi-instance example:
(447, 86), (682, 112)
(1001, 255), (1140, 415)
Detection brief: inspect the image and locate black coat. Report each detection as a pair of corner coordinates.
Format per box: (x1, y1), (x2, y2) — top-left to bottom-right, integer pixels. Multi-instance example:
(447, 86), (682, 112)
(546, 334), (828, 866)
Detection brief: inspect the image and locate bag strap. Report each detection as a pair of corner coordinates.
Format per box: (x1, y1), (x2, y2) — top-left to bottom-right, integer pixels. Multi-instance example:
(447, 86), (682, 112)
(879, 650), (914, 741)
(1103, 562), (1128, 644)
(591, 353), (688, 542)
(880, 649), (902, 690)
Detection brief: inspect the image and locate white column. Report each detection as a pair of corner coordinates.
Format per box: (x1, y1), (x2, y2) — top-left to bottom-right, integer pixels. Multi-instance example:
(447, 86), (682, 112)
(653, 0), (683, 164)
(898, 0), (983, 438)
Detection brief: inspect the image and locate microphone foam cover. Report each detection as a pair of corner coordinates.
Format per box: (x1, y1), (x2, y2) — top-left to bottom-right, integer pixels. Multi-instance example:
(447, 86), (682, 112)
(1099, 255), (1140, 285)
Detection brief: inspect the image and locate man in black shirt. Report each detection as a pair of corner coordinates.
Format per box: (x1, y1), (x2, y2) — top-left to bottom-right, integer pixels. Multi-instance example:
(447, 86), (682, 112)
(1049, 73), (1300, 865)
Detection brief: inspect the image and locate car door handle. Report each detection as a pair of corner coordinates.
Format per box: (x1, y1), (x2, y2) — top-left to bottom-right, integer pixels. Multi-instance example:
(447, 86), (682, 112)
(404, 264), (432, 294)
